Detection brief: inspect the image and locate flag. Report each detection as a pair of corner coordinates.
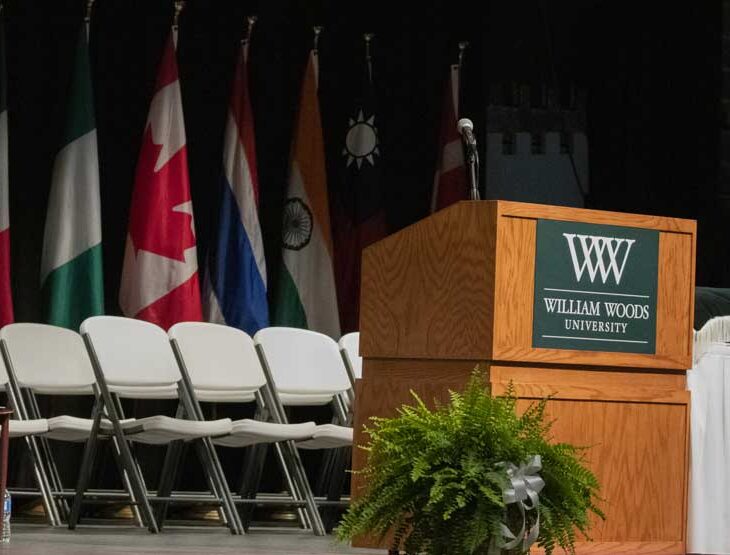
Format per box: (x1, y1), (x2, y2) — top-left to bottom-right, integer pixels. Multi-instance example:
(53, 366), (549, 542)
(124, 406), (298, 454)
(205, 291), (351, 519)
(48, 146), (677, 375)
(0, 11), (11, 327)
(273, 50), (340, 338)
(119, 31), (202, 330)
(41, 26), (104, 330)
(204, 40), (268, 335)
(431, 64), (467, 212)
(332, 47), (387, 333)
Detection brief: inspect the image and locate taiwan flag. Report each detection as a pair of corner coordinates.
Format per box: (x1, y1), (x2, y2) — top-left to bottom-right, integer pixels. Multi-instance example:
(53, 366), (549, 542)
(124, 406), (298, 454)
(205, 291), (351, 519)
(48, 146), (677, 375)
(331, 43), (387, 334)
(119, 30), (202, 330)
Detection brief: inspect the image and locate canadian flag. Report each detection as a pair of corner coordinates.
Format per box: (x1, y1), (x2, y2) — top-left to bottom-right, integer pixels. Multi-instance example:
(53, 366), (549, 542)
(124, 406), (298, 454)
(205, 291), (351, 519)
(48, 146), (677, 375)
(119, 31), (202, 330)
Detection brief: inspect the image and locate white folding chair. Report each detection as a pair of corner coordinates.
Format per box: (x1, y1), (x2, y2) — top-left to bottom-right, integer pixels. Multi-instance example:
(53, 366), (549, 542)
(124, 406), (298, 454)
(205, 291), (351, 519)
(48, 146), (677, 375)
(79, 316), (242, 534)
(253, 327), (354, 530)
(0, 334), (57, 526)
(168, 322), (326, 534)
(0, 323), (144, 527)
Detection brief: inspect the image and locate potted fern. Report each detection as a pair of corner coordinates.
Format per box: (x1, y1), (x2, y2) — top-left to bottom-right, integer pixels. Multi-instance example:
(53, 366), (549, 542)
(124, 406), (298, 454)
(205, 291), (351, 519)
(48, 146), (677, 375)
(337, 370), (603, 554)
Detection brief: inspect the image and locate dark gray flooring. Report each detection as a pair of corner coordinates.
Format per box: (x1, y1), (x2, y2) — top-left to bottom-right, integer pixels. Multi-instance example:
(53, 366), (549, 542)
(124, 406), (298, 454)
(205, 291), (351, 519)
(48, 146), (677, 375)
(0, 525), (380, 554)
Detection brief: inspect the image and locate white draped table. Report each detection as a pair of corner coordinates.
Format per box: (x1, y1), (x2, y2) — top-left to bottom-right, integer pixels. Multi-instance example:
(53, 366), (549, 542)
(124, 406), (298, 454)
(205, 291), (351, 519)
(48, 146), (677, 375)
(688, 342), (730, 555)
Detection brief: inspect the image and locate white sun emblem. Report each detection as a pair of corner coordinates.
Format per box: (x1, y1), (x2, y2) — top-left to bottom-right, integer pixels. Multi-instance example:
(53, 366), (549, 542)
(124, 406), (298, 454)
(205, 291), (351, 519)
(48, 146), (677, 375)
(343, 109), (379, 168)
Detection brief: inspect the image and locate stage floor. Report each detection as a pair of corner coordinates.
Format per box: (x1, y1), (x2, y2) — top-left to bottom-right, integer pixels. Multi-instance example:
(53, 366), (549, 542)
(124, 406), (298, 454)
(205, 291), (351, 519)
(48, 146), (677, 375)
(0, 525), (379, 554)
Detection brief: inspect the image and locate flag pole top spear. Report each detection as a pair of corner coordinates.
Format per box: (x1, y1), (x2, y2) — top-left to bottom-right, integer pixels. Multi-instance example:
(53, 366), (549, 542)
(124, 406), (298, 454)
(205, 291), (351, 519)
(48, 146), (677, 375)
(173, 1), (185, 31)
(364, 33), (374, 84)
(85, 0), (95, 23)
(313, 25), (323, 54)
(242, 15), (257, 46)
(84, 0), (95, 39)
(458, 41), (468, 68)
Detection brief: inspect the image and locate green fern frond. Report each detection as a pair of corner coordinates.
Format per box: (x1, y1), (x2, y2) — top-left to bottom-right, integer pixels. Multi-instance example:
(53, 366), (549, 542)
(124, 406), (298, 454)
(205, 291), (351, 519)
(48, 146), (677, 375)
(335, 367), (603, 555)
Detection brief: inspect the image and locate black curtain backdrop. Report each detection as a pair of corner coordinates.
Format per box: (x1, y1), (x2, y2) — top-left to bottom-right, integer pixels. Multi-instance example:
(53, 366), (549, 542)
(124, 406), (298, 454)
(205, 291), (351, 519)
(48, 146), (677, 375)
(3, 0), (722, 320)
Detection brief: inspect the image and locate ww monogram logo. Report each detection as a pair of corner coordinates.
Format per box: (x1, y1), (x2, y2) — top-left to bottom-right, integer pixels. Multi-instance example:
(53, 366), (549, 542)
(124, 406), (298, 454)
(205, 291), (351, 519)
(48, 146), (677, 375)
(562, 233), (636, 285)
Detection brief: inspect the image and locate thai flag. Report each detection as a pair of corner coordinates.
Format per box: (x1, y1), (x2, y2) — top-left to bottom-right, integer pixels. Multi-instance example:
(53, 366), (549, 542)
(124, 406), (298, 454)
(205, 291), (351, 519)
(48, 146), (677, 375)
(204, 41), (268, 334)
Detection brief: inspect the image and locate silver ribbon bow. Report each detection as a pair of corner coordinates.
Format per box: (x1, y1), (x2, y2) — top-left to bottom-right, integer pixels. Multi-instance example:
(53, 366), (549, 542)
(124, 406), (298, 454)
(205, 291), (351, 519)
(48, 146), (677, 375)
(489, 455), (544, 554)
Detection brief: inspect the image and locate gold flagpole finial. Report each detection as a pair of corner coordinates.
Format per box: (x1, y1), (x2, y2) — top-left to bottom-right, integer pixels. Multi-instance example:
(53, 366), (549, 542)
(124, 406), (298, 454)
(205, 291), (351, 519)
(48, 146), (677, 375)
(313, 25), (323, 53)
(242, 15), (258, 45)
(173, 0), (185, 30)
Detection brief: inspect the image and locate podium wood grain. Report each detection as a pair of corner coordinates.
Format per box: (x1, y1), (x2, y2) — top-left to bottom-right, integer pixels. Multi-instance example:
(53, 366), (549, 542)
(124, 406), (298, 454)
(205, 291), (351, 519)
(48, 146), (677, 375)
(354, 201), (694, 553)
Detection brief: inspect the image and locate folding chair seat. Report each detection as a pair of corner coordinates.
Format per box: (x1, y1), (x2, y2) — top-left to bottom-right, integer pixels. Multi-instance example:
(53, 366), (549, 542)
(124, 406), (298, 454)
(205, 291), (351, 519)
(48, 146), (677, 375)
(212, 419), (315, 448)
(168, 322), (327, 534)
(6, 418), (49, 438)
(297, 424), (353, 450)
(79, 316), (241, 534)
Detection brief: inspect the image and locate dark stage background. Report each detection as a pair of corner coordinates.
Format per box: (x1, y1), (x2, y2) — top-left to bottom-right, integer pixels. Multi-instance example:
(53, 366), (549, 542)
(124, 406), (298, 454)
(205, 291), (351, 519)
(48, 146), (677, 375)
(3, 0), (723, 321)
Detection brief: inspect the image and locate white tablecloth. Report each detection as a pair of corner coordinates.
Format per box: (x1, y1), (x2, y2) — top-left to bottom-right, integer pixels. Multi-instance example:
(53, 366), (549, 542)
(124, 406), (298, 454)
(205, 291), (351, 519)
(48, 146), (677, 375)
(688, 343), (730, 554)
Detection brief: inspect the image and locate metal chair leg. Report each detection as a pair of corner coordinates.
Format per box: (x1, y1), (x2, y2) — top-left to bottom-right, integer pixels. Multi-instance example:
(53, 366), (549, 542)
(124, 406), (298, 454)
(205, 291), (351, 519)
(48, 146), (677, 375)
(237, 442), (269, 531)
(68, 406), (103, 529)
(154, 440), (184, 530)
(194, 438), (243, 535)
(272, 441), (311, 530)
(22, 435), (62, 527)
(323, 447), (350, 532)
(281, 440), (326, 536)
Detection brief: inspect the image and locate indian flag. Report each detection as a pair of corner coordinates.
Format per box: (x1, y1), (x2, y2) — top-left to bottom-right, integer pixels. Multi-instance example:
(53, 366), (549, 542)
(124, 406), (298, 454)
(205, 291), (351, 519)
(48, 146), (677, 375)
(40, 25), (103, 330)
(274, 50), (340, 338)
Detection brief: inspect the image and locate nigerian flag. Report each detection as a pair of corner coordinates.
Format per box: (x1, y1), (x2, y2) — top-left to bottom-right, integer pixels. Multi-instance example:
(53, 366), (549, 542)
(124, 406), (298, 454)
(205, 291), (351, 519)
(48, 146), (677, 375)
(41, 25), (103, 329)
(274, 49), (340, 338)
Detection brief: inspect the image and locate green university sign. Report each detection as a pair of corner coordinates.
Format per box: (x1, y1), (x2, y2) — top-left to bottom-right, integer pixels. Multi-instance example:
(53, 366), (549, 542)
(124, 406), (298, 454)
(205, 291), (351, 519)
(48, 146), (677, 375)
(532, 219), (659, 354)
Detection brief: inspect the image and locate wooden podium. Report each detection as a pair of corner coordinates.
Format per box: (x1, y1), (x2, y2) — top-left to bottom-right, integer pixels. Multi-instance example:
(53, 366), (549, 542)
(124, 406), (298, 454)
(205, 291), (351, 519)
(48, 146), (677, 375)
(352, 201), (695, 554)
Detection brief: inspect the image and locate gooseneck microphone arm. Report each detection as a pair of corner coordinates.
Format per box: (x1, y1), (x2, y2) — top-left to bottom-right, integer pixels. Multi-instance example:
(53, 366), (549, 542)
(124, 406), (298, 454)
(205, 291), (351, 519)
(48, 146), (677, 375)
(457, 118), (480, 201)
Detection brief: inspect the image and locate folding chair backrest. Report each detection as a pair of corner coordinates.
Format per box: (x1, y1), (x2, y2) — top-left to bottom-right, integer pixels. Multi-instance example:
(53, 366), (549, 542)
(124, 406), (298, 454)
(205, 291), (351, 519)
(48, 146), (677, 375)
(254, 327), (351, 395)
(80, 316), (181, 389)
(169, 322), (266, 392)
(338, 332), (362, 380)
(0, 323), (95, 394)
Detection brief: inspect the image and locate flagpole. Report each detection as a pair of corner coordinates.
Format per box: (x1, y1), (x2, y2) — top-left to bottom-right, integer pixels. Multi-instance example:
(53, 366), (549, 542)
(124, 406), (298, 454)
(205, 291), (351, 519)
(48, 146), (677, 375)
(172, 0), (185, 46)
(456, 41), (468, 119)
(242, 15), (257, 61)
(364, 33), (374, 85)
(242, 16), (257, 46)
(84, 0), (95, 40)
(312, 26), (323, 87)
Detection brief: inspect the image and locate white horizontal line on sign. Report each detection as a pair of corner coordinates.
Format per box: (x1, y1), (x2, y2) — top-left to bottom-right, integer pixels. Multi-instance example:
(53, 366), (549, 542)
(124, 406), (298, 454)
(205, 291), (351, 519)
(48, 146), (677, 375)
(543, 288), (650, 299)
(542, 335), (649, 344)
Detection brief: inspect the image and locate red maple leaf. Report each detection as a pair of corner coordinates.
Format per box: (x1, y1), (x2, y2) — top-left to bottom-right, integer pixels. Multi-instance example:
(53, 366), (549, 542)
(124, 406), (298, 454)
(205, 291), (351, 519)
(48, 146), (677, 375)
(128, 126), (197, 262)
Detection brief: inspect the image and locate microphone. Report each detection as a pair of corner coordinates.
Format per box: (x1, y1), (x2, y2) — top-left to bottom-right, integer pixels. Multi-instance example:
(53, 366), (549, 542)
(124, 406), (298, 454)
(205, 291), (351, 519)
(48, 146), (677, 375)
(456, 118), (481, 200)
(457, 118), (477, 149)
